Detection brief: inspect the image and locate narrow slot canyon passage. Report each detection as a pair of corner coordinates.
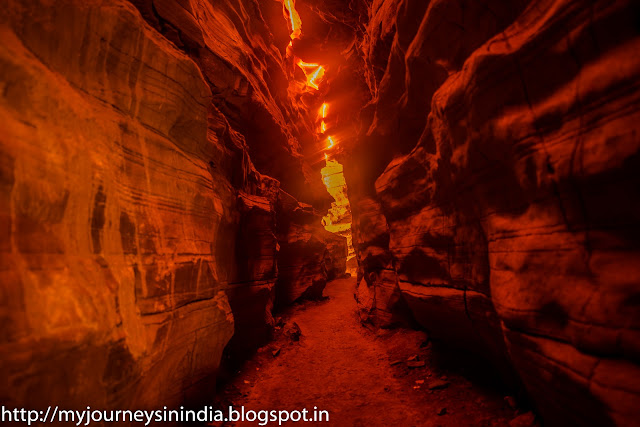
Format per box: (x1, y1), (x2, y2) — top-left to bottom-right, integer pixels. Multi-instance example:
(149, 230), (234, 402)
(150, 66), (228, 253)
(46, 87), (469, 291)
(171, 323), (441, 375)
(1, 0), (639, 426)
(215, 278), (515, 426)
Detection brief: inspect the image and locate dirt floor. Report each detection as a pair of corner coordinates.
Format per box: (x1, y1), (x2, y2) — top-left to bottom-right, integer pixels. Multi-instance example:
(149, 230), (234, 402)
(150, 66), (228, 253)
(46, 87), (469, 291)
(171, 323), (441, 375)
(212, 278), (537, 426)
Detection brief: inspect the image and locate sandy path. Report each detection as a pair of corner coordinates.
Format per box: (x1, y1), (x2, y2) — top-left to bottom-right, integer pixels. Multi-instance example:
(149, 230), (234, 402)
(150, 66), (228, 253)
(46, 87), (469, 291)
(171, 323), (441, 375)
(217, 278), (519, 426)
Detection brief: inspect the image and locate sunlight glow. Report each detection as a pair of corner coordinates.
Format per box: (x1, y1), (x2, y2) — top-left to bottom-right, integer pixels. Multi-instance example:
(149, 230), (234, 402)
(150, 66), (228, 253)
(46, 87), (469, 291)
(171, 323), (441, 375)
(280, 0), (354, 267)
(282, 1), (325, 90)
(307, 66), (325, 90)
(284, 0), (302, 40)
(321, 159), (355, 264)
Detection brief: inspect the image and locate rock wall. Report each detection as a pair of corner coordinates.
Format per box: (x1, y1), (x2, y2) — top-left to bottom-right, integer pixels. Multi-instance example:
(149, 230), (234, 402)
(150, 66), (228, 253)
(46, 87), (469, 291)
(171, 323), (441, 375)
(344, 0), (640, 425)
(129, 0), (330, 206)
(275, 191), (347, 309)
(0, 0), (345, 411)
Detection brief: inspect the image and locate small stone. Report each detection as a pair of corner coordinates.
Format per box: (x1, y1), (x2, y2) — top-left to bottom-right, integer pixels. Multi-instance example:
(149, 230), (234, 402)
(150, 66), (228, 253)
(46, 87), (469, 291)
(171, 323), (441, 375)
(427, 379), (450, 390)
(287, 322), (302, 341)
(509, 412), (536, 427)
(437, 407), (447, 416)
(415, 379), (425, 384)
(504, 396), (517, 410)
(407, 360), (426, 368)
(407, 354), (418, 361)
(272, 348), (281, 357)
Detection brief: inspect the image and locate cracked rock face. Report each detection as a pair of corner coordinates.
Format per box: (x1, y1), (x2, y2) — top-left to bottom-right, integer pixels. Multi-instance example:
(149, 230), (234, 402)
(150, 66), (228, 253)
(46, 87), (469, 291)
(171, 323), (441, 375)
(0, 0), (346, 409)
(341, 0), (640, 424)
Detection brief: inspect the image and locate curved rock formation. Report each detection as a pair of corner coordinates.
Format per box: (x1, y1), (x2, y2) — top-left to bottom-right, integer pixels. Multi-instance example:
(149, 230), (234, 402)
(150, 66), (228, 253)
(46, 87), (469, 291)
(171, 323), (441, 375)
(340, 0), (640, 425)
(0, 0), (638, 424)
(0, 0), (346, 410)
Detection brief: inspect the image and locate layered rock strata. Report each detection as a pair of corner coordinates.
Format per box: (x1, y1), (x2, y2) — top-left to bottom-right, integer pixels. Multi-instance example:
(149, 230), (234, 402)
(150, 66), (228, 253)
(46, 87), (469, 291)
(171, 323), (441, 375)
(345, 0), (640, 425)
(275, 190), (347, 309)
(0, 0), (345, 410)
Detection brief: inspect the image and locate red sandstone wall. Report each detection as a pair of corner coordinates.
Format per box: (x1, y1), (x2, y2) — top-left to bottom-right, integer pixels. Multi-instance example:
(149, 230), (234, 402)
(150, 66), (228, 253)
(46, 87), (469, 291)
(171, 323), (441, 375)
(0, 0), (345, 409)
(346, 0), (640, 424)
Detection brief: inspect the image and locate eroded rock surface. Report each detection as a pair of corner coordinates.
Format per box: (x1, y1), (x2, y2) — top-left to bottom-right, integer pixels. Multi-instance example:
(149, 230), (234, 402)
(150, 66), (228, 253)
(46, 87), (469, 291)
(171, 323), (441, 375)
(275, 191), (347, 309)
(0, 0), (345, 410)
(128, 0), (330, 206)
(341, 0), (640, 425)
(2, 0), (638, 423)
